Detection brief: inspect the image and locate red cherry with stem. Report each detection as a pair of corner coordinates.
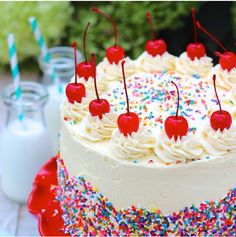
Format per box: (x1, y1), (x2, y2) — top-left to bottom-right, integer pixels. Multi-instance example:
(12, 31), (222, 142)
(145, 12), (167, 56)
(117, 61), (139, 136)
(197, 21), (236, 71)
(66, 42), (86, 104)
(164, 81), (189, 141)
(89, 53), (110, 119)
(92, 7), (125, 64)
(186, 8), (206, 60)
(210, 74), (232, 131)
(77, 22), (94, 80)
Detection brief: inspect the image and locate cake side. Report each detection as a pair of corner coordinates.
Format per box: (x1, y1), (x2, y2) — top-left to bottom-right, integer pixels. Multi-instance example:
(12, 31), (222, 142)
(61, 118), (236, 214)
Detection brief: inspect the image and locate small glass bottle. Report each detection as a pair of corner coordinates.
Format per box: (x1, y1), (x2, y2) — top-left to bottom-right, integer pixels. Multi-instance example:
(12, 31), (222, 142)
(38, 46), (83, 154)
(0, 81), (53, 203)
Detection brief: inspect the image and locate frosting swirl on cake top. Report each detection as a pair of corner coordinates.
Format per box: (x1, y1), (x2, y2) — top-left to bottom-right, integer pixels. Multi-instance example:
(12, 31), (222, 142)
(175, 52), (213, 78)
(110, 127), (155, 160)
(208, 64), (236, 91)
(78, 113), (117, 142)
(136, 51), (177, 73)
(200, 124), (236, 158)
(155, 132), (203, 164)
(97, 57), (136, 82)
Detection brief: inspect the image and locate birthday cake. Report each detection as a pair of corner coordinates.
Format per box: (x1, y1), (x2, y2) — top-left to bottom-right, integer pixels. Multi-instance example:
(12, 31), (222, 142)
(57, 9), (236, 236)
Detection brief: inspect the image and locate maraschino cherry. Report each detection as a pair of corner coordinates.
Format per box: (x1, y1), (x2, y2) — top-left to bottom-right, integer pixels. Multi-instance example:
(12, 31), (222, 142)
(89, 53), (110, 119)
(186, 8), (206, 60)
(92, 7), (125, 64)
(210, 74), (232, 131)
(197, 21), (236, 71)
(77, 22), (94, 80)
(164, 81), (189, 140)
(66, 42), (86, 104)
(145, 12), (167, 57)
(117, 61), (139, 136)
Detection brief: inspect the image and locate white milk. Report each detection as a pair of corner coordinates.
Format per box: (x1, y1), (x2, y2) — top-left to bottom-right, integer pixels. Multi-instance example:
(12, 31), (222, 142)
(0, 119), (53, 203)
(45, 83), (65, 154)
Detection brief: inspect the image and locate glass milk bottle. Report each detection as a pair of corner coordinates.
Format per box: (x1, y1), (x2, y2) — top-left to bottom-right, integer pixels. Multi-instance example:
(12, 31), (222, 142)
(38, 47), (83, 154)
(0, 81), (53, 203)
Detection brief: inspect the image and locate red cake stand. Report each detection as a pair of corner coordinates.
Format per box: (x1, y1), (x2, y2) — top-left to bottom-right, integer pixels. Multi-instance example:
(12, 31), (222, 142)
(27, 156), (68, 236)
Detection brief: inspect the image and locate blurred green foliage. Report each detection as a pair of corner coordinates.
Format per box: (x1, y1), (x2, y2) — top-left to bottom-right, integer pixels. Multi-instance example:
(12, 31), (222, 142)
(0, 2), (73, 67)
(69, 2), (201, 61)
(232, 2), (236, 38)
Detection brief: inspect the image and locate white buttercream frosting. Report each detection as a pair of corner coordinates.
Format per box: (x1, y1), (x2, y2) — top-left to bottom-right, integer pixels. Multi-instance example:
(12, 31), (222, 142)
(110, 127), (156, 160)
(61, 97), (90, 122)
(208, 65), (236, 91)
(175, 52), (213, 78)
(97, 57), (136, 82)
(200, 124), (236, 158)
(136, 51), (177, 73)
(155, 133), (203, 164)
(78, 113), (117, 142)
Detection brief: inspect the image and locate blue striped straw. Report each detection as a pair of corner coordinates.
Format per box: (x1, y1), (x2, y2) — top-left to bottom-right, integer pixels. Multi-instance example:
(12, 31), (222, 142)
(28, 17), (50, 62)
(29, 16), (63, 94)
(8, 33), (24, 121)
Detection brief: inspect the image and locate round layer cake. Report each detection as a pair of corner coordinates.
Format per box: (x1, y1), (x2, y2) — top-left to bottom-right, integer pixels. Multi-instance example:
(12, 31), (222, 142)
(57, 50), (236, 236)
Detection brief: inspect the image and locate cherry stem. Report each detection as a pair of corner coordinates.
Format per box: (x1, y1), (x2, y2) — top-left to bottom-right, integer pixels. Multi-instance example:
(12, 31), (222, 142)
(92, 7), (117, 47)
(213, 74), (222, 113)
(191, 8), (197, 43)
(146, 12), (155, 40)
(171, 81), (180, 119)
(121, 60), (130, 115)
(215, 51), (223, 58)
(83, 22), (90, 63)
(197, 21), (227, 52)
(72, 42), (77, 84)
(91, 53), (100, 101)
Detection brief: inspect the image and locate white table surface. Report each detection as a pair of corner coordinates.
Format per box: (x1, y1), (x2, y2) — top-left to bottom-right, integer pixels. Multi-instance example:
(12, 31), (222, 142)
(0, 73), (40, 236)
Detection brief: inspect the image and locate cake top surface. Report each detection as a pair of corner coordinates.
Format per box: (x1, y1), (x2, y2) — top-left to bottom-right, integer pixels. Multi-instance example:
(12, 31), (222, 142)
(62, 52), (236, 167)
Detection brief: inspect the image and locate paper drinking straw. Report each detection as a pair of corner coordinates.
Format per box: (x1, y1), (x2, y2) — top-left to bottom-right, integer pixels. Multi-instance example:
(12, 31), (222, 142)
(28, 16), (50, 62)
(8, 33), (24, 121)
(29, 16), (63, 93)
(52, 67), (63, 94)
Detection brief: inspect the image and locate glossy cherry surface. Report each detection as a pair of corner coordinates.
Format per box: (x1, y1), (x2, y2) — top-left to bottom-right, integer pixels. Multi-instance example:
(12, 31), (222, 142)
(66, 42), (86, 104)
(145, 12), (167, 56)
(210, 74), (232, 131)
(164, 81), (189, 140)
(186, 8), (206, 60)
(117, 61), (140, 136)
(92, 8), (125, 64)
(89, 53), (110, 119)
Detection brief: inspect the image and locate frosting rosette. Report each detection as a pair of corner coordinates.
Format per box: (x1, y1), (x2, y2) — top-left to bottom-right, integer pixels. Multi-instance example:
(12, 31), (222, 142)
(61, 97), (91, 122)
(155, 133), (203, 164)
(200, 125), (236, 158)
(110, 127), (155, 160)
(208, 65), (236, 91)
(97, 57), (136, 82)
(175, 52), (213, 78)
(136, 51), (176, 73)
(78, 113), (117, 142)
(81, 76), (108, 94)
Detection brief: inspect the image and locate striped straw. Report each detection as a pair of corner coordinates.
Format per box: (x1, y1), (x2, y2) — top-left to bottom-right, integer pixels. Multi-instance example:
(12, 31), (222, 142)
(8, 33), (24, 121)
(28, 17), (50, 62)
(29, 16), (63, 94)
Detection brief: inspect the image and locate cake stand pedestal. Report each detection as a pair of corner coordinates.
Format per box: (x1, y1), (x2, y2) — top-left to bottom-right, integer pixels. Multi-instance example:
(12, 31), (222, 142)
(27, 157), (68, 236)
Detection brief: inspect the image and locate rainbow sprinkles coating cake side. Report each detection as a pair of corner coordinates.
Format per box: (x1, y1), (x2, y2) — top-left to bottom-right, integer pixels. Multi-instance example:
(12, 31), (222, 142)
(57, 8), (236, 236)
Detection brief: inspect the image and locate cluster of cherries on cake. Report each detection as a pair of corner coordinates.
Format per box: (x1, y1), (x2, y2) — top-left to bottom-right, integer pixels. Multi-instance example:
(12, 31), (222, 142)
(66, 8), (233, 141)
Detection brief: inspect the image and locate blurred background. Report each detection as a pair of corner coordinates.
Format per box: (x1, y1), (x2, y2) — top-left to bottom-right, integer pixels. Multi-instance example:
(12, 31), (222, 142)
(0, 1), (236, 236)
(0, 1), (236, 73)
